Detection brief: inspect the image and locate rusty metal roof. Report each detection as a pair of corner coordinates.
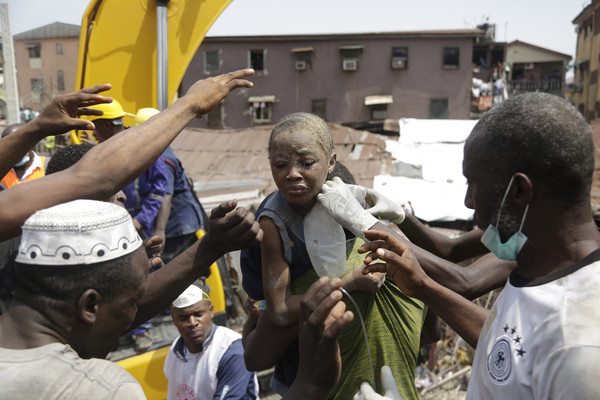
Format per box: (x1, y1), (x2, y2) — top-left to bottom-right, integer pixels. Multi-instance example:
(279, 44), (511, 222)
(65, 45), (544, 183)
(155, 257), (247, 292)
(171, 123), (394, 209)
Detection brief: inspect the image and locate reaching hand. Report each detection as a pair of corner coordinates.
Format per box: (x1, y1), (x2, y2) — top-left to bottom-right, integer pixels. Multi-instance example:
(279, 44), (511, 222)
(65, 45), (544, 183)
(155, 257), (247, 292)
(358, 230), (430, 299)
(34, 84), (114, 135)
(353, 366), (404, 400)
(204, 200), (263, 256)
(318, 177), (378, 241)
(343, 265), (386, 293)
(364, 188), (405, 224)
(183, 69), (254, 117)
(287, 277), (354, 399)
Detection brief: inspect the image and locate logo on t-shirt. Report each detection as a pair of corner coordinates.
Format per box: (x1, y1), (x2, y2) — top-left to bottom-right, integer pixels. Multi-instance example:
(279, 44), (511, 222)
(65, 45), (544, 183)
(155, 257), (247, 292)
(487, 336), (512, 384)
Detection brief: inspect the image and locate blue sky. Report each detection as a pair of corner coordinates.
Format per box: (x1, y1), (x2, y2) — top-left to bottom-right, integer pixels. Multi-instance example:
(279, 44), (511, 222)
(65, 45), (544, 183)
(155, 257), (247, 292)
(5, 0), (587, 59)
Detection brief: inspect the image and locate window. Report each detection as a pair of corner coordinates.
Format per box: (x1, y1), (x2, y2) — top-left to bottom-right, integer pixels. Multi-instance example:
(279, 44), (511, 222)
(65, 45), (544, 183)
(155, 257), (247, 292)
(56, 43), (63, 55)
(57, 70), (65, 91)
(391, 47), (408, 70)
(249, 96), (275, 123)
(312, 99), (327, 120)
(430, 98), (449, 119)
(443, 47), (459, 69)
(206, 102), (223, 126)
(31, 78), (42, 92)
(204, 50), (220, 73)
(340, 45), (363, 71)
(250, 49), (265, 71)
(26, 42), (41, 58)
(292, 47), (313, 71)
(365, 95), (393, 120)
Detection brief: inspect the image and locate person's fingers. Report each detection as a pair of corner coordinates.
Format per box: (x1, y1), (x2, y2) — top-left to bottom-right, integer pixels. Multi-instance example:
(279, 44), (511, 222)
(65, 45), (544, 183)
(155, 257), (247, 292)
(210, 200), (238, 220)
(357, 239), (389, 254)
(77, 83), (113, 94)
(358, 382), (378, 397)
(307, 288), (343, 326)
(300, 277), (331, 322)
(220, 68), (255, 81)
(323, 309), (353, 339)
(77, 108), (104, 116)
(304, 278), (342, 316)
(363, 262), (388, 275)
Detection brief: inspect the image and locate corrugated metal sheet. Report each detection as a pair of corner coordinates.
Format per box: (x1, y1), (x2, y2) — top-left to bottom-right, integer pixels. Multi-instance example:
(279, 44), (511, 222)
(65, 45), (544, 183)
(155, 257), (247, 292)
(14, 22), (80, 40)
(171, 123), (393, 209)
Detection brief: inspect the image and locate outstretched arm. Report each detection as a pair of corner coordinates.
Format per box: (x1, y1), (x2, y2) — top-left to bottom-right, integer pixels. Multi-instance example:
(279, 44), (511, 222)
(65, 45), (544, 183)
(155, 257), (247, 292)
(0, 69), (254, 241)
(283, 277), (354, 400)
(400, 213), (487, 262)
(0, 84), (112, 178)
(360, 230), (488, 348)
(131, 200), (262, 328)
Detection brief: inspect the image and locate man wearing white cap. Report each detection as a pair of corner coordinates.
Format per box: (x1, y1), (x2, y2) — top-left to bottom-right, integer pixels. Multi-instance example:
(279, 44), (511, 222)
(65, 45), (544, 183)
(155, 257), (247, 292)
(0, 200), (148, 398)
(164, 284), (258, 400)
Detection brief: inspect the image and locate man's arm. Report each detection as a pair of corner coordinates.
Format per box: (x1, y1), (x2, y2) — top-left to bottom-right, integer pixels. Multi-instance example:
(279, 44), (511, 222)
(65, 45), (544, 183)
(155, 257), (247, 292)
(0, 69), (254, 241)
(0, 84), (112, 178)
(129, 160), (167, 237)
(131, 200), (262, 327)
(214, 339), (257, 399)
(401, 213), (488, 262)
(361, 230), (488, 348)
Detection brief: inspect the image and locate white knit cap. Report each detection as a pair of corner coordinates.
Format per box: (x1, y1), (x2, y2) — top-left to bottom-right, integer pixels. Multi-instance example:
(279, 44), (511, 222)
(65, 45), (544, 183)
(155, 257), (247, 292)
(172, 284), (211, 309)
(16, 199), (142, 266)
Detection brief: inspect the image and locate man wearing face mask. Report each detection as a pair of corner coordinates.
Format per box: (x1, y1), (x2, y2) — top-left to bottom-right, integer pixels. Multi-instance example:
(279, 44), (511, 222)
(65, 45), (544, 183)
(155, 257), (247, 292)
(0, 124), (47, 189)
(358, 92), (600, 398)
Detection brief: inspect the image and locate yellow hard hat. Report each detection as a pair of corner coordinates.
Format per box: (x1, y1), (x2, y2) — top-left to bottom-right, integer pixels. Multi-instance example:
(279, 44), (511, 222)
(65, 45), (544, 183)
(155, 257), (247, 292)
(134, 107), (160, 126)
(83, 99), (133, 122)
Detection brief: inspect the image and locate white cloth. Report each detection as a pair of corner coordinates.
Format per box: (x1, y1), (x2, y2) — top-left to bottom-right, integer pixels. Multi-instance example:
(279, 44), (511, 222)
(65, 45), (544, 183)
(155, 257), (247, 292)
(467, 251), (600, 399)
(0, 343), (145, 399)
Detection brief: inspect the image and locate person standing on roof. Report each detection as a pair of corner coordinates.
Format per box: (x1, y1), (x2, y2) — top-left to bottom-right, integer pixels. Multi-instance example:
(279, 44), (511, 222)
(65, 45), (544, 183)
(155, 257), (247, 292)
(85, 99), (167, 352)
(1, 124), (47, 190)
(134, 108), (205, 264)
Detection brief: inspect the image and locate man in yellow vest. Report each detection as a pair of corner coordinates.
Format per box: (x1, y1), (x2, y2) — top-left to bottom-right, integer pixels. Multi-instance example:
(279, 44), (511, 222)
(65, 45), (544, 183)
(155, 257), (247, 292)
(0, 124), (47, 189)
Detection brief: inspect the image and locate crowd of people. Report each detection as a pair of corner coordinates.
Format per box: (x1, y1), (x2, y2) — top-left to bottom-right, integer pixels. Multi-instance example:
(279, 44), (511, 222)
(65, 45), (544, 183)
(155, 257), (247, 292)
(0, 67), (599, 400)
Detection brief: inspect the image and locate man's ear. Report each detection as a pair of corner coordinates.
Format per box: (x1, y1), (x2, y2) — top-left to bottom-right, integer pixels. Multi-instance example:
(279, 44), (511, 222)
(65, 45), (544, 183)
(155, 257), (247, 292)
(511, 172), (533, 207)
(77, 289), (101, 325)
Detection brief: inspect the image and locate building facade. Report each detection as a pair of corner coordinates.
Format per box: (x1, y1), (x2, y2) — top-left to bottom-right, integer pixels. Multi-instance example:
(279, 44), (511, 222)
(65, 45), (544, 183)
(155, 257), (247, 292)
(505, 40), (570, 98)
(181, 30), (480, 129)
(14, 22), (80, 111)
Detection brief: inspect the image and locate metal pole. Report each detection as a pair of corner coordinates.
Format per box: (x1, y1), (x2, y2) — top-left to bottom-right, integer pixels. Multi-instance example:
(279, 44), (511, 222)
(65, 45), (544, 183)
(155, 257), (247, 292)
(156, 0), (169, 111)
(1, 3), (20, 124)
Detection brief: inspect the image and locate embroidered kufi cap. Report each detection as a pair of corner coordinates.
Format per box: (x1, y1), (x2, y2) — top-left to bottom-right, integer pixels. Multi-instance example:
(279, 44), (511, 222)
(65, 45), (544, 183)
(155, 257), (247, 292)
(172, 284), (211, 308)
(16, 199), (142, 266)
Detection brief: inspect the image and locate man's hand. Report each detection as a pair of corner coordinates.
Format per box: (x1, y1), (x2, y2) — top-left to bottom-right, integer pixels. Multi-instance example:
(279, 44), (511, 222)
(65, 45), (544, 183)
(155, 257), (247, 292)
(33, 84), (114, 135)
(285, 277), (354, 399)
(364, 189), (405, 225)
(203, 200), (262, 256)
(183, 69), (254, 117)
(358, 230), (430, 299)
(342, 265), (386, 293)
(318, 177), (378, 241)
(353, 366), (404, 400)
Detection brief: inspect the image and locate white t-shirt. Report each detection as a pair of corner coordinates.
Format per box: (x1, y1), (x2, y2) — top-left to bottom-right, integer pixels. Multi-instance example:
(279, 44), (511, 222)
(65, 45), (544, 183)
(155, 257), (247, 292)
(0, 342), (145, 399)
(467, 249), (600, 399)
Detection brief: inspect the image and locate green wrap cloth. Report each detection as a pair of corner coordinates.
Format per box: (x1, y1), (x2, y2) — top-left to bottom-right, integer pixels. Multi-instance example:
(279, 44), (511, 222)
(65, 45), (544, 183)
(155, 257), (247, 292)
(291, 238), (425, 400)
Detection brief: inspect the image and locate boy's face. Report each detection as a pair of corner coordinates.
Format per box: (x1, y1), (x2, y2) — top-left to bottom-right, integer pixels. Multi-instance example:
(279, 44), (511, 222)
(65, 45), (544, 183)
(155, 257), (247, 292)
(269, 130), (335, 211)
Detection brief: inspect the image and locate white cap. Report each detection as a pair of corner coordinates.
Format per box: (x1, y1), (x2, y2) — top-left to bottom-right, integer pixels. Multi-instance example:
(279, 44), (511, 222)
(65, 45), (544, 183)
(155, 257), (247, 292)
(16, 199), (142, 266)
(172, 284), (211, 309)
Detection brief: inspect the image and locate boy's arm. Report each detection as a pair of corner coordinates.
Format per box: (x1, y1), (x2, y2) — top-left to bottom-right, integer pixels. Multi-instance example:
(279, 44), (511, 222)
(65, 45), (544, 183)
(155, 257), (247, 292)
(0, 69), (254, 241)
(361, 229), (488, 348)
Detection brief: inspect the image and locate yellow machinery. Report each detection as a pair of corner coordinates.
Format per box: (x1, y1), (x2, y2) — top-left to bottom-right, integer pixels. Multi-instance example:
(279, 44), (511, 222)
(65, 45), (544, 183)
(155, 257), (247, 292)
(76, 1), (236, 397)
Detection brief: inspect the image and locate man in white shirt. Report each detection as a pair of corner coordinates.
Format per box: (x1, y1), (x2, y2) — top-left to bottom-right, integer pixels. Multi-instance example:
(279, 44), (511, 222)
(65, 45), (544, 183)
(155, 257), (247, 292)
(165, 285), (258, 400)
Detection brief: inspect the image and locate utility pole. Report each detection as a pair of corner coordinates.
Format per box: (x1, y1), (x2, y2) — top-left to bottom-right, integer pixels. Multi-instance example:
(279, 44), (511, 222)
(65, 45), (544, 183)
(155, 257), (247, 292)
(1, 3), (20, 124)
(156, 0), (169, 111)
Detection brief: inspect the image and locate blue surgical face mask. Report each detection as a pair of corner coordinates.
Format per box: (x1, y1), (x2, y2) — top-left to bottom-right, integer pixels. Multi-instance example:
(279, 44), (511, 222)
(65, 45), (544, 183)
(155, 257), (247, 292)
(14, 154), (30, 168)
(480, 176), (529, 261)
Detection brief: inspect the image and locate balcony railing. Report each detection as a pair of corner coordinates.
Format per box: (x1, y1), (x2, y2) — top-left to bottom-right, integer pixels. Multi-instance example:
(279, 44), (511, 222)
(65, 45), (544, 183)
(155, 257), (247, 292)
(509, 79), (563, 93)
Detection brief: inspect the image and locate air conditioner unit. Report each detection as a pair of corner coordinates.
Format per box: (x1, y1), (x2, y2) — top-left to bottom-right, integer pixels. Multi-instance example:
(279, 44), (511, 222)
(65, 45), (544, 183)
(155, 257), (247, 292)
(343, 59), (358, 71)
(295, 60), (307, 71)
(524, 63), (534, 70)
(391, 58), (406, 69)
